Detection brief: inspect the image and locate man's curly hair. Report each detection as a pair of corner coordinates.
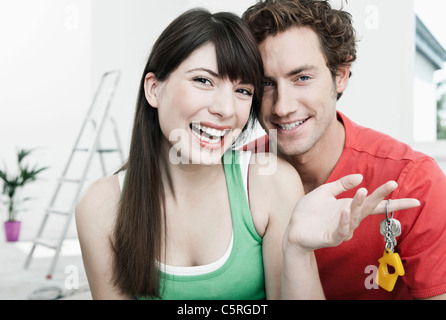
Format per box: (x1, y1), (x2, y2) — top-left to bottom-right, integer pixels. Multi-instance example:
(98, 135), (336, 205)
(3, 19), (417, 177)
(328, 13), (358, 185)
(242, 0), (357, 95)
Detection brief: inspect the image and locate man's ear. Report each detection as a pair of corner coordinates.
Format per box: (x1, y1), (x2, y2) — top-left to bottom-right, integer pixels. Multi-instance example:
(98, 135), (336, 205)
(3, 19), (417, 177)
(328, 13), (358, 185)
(335, 64), (351, 95)
(144, 72), (160, 108)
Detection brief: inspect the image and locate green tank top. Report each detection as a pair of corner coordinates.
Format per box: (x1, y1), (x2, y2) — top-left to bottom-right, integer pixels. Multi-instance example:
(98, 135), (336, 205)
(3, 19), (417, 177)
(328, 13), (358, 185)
(134, 150), (265, 300)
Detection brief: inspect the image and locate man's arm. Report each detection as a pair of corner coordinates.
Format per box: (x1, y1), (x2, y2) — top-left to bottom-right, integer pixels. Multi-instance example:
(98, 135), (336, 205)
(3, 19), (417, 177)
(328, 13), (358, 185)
(418, 293), (446, 300)
(395, 158), (446, 300)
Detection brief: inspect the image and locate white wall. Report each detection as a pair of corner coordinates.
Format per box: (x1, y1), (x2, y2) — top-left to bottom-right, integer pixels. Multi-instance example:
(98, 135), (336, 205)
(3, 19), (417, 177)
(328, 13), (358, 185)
(0, 0), (92, 240)
(341, 0), (446, 172)
(338, 0), (415, 145)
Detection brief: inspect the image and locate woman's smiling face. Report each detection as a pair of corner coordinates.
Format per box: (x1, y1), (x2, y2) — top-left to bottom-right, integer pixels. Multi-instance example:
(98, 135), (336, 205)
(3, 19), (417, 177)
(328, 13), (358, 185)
(145, 42), (255, 165)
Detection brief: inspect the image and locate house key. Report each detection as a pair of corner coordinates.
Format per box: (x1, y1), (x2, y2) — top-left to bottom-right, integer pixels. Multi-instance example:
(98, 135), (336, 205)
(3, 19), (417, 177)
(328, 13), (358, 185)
(379, 218), (401, 237)
(379, 200), (401, 250)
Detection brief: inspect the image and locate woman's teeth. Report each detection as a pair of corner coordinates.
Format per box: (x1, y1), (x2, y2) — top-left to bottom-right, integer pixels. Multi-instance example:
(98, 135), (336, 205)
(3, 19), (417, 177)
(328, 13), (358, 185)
(277, 118), (309, 130)
(191, 123), (229, 143)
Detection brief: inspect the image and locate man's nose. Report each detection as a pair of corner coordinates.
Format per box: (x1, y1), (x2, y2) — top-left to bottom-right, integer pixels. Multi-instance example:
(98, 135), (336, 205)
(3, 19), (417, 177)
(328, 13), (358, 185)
(273, 84), (298, 118)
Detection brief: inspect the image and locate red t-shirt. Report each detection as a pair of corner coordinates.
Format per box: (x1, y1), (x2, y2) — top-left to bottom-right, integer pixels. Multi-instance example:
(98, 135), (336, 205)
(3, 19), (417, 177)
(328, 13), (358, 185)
(244, 112), (446, 299)
(315, 112), (446, 299)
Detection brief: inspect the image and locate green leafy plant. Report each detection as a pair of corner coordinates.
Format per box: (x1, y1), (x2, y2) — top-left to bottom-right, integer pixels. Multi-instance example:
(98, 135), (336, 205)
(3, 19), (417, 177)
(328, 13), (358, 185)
(0, 149), (48, 222)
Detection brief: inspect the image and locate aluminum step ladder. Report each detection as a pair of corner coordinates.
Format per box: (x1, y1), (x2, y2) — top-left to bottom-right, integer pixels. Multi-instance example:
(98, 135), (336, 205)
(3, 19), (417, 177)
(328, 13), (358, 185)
(24, 70), (124, 279)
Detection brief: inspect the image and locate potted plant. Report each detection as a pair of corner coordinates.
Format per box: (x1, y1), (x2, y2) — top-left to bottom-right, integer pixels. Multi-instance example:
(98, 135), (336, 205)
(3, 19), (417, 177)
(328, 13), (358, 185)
(0, 149), (48, 242)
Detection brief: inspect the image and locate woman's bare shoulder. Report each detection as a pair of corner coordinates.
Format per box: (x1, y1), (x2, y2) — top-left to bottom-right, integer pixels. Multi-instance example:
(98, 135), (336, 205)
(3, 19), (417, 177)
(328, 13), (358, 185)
(247, 152), (304, 236)
(75, 174), (121, 235)
(248, 152), (303, 197)
(75, 174), (132, 299)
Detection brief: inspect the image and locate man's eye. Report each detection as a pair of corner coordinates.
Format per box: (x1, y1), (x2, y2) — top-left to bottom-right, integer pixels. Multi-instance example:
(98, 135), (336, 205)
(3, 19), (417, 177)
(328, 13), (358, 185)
(263, 81), (274, 88)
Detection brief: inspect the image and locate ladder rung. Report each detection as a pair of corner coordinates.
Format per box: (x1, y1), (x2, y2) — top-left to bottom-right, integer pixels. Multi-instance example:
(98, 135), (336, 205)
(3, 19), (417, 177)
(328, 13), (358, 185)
(47, 207), (70, 216)
(33, 238), (58, 250)
(58, 177), (82, 183)
(74, 147), (119, 153)
(97, 148), (120, 153)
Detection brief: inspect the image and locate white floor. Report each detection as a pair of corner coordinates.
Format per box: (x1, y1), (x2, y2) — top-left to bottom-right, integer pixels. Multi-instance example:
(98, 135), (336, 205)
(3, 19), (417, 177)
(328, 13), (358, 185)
(0, 238), (92, 300)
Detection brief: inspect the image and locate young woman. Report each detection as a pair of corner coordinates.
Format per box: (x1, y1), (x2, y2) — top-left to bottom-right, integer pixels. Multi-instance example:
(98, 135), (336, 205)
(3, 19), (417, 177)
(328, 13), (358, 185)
(75, 9), (419, 300)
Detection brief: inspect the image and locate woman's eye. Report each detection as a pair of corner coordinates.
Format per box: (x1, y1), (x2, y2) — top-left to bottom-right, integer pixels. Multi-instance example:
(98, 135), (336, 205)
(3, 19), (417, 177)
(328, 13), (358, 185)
(193, 77), (212, 86)
(236, 88), (253, 96)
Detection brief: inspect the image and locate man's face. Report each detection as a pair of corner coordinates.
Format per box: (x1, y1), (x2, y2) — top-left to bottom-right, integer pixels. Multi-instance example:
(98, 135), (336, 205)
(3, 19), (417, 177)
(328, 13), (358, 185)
(259, 26), (348, 158)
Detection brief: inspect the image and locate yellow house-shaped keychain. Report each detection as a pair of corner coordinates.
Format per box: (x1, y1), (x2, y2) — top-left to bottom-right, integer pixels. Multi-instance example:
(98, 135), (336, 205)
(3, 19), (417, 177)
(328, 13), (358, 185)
(375, 250), (405, 292)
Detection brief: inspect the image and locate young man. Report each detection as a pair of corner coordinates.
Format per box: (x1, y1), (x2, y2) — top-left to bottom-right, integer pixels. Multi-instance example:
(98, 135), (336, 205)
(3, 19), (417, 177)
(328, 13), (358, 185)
(243, 0), (446, 300)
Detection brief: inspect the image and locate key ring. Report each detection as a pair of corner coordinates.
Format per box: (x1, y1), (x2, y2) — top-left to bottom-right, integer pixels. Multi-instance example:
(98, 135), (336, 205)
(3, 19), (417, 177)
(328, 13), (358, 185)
(385, 199), (395, 252)
(386, 199), (394, 221)
(385, 238), (395, 252)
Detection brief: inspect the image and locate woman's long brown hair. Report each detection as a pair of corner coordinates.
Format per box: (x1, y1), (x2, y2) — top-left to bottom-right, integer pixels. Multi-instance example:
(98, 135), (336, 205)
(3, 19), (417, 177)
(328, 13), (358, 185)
(111, 8), (264, 298)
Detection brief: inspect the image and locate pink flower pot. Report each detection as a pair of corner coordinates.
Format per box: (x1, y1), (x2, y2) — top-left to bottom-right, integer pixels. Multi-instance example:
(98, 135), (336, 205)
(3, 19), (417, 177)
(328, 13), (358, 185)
(4, 221), (21, 242)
